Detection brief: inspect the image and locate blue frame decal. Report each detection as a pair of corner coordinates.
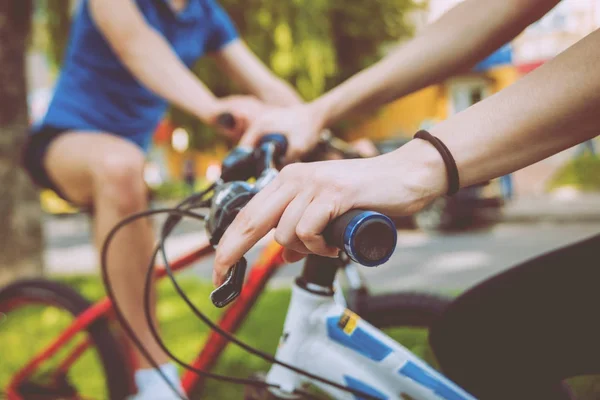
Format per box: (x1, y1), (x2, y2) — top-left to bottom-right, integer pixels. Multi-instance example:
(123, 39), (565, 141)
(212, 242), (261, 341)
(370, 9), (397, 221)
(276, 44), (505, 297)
(344, 376), (388, 400)
(327, 316), (392, 362)
(399, 361), (470, 400)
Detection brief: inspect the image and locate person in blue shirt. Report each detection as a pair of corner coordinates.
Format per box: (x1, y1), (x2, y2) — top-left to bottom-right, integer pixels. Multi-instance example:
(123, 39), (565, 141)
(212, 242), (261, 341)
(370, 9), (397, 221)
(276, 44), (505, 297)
(21, 0), (301, 397)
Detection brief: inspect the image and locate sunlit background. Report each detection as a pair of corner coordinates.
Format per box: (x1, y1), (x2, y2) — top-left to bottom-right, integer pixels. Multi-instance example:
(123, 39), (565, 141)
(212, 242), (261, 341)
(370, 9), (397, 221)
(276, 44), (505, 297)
(26, 0), (600, 213)
(3, 1), (600, 399)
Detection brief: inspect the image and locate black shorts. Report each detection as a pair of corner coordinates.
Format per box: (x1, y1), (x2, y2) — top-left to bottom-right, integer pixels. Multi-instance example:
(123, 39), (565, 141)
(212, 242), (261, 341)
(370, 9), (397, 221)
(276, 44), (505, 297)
(22, 125), (71, 201)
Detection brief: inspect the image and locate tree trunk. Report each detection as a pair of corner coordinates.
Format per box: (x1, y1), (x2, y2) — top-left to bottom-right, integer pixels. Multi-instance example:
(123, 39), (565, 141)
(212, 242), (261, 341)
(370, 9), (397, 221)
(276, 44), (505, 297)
(0, 1), (44, 285)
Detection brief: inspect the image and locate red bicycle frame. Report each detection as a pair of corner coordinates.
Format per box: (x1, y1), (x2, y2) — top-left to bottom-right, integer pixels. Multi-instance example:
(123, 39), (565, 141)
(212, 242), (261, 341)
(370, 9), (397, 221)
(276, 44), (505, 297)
(6, 239), (286, 399)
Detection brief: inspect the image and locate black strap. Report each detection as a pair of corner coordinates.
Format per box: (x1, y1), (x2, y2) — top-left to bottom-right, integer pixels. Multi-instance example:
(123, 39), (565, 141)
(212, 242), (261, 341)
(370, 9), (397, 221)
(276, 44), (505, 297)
(414, 130), (460, 196)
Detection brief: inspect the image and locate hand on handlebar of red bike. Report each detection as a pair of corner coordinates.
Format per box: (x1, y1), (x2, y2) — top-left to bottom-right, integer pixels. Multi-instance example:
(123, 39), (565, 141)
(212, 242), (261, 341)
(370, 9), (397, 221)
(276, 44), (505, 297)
(211, 95), (271, 140)
(239, 103), (326, 162)
(212, 147), (445, 287)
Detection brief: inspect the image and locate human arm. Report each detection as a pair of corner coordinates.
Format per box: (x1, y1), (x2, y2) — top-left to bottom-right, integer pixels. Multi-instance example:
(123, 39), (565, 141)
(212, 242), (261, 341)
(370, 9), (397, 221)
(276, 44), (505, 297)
(240, 0), (560, 157)
(89, 0), (264, 135)
(214, 27), (600, 284)
(213, 40), (302, 106)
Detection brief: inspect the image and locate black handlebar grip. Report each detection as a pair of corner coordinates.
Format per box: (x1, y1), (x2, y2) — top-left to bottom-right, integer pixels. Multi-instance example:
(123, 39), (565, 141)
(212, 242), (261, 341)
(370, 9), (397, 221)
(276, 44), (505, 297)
(216, 113), (237, 130)
(323, 210), (397, 267)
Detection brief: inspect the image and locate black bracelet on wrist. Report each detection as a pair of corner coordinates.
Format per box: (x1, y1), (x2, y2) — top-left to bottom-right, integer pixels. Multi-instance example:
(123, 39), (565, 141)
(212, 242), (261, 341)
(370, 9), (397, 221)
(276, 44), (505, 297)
(413, 130), (460, 196)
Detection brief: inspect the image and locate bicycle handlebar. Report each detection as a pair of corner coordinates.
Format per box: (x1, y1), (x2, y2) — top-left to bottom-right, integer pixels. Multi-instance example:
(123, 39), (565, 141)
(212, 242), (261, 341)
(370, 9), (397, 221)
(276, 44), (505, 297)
(209, 133), (397, 307)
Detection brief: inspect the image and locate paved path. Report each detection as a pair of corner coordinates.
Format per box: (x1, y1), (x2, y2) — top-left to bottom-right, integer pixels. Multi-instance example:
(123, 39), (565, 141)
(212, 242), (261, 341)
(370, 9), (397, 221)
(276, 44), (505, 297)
(46, 214), (600, 294)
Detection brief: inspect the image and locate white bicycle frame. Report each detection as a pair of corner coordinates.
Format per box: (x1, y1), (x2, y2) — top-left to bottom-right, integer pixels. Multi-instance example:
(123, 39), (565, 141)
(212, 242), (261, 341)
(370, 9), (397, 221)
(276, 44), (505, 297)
(266, 282), (476, 400)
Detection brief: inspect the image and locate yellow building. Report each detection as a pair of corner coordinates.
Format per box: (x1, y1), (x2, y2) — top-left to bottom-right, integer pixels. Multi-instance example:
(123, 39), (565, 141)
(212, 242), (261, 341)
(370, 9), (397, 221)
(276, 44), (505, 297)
(345, 64), (519, 142)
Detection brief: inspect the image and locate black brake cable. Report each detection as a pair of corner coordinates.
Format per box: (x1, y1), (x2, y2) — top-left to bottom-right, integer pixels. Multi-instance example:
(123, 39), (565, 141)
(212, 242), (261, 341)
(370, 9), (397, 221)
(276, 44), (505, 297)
(102, 207), (321, 400)
(144, 228), (324, 400)
(8, 189), (217, 400)
(144, 213), (283, 388)
(101, 203), (382, 399)
(159, 188), (384, 400)
(101, 208), (194, 400)
(151, 210), (383, 399)
(148, 195), (325, 400)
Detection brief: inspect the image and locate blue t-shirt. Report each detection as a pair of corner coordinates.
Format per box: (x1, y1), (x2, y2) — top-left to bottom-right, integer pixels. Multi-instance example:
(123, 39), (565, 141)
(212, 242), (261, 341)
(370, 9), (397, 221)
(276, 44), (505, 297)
(35, 0), (238, 151)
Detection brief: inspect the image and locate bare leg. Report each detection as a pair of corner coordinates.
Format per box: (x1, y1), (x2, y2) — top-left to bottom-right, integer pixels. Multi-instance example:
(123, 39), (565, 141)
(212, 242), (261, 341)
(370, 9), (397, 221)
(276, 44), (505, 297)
(45, 132), (167, 368)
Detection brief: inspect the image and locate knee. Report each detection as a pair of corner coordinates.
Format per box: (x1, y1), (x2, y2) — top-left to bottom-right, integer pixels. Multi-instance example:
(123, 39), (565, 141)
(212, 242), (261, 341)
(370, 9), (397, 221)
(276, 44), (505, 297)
(93, 151), (147, 214)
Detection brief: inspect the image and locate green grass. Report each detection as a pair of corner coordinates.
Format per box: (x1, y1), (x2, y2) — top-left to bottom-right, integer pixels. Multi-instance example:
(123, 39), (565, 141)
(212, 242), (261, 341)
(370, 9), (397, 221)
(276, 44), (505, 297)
(547, 154), (600, 192)
(150, 179), (210, 202)
(0, 276), (434, 399)
(1, 276), (599, 399)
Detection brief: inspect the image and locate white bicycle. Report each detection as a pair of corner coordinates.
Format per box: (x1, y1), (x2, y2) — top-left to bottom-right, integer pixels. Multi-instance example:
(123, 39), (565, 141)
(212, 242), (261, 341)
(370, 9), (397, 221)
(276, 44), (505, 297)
(99, 133), (474, 400)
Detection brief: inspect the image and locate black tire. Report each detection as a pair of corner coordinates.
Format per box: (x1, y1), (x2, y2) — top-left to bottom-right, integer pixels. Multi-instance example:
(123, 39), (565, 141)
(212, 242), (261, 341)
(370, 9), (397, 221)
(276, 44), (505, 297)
(0, 279), (132, 400)
(358, 292), (451, 329)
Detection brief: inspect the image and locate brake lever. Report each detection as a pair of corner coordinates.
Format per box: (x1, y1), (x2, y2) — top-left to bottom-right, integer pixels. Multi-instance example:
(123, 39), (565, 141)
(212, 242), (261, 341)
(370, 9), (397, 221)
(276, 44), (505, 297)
(210, 258), (248, 308)
(208, 134), (287, 308)
(206, 182), (254, 308)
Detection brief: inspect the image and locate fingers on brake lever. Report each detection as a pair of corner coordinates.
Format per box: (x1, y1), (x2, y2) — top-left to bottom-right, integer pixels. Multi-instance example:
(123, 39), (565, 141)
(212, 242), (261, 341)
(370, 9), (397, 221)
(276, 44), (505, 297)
(210, 258), (248, 308)
(209, 134), (287, 309)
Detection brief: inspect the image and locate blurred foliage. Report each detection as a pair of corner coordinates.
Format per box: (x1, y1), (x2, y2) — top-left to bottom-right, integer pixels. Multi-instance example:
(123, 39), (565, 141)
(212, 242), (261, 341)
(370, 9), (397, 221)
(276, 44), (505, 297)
(149, 178), (212, 201)
(190, 0), (420, 149)
(547, 152), (600, 192)
(36, 0), (71, 75)
(150, 179), (192, 201)
(38, 0), (419, 150)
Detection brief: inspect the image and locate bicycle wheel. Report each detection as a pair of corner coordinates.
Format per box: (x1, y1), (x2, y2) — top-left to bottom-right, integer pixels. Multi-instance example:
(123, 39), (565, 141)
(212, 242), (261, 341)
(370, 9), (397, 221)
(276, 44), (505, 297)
(0, 279), (132, 400)
(358, 292), (450, 328)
